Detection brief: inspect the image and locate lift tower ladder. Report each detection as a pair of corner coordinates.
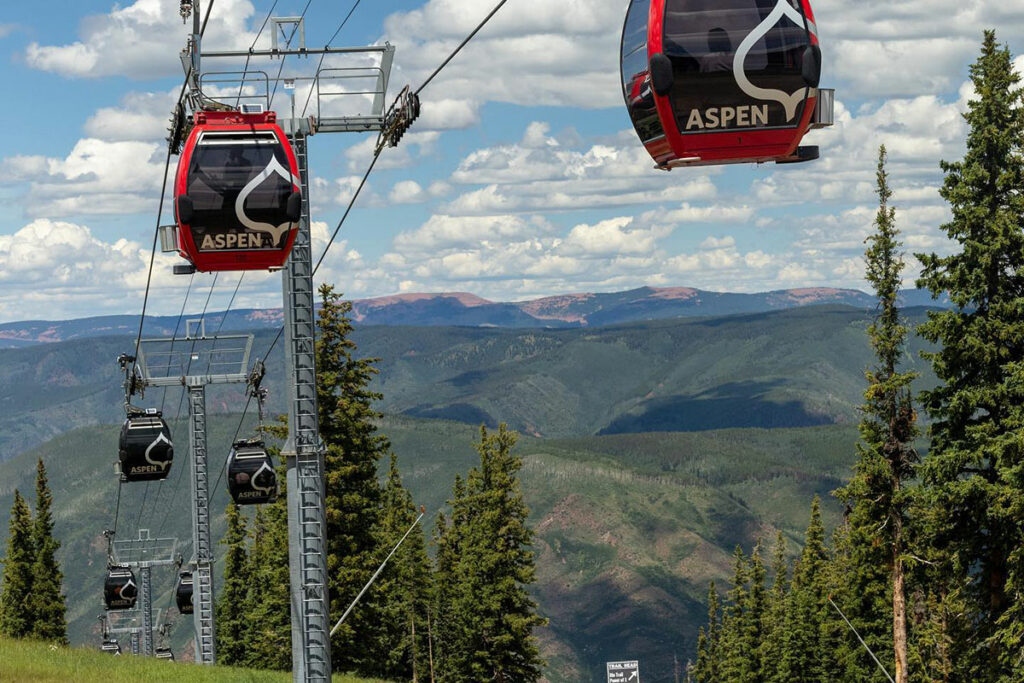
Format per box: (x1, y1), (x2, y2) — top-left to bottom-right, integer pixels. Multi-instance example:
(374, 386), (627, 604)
(137, 324), (254, 664)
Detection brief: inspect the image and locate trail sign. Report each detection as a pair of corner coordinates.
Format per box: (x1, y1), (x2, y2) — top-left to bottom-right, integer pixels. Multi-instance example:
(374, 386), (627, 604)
(607, 660), (640, 683)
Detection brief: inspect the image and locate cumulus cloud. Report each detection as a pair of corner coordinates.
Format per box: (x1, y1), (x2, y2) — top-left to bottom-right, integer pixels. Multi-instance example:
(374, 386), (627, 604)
(0, 220), (199, 320)
(84, 90), (179, 142)
(1, 139), (167, 218)
(442, 125), (718, 214)
(561, 217), (671, 257)
(389, 180), (427, 204)
(25, 0), (258, 79)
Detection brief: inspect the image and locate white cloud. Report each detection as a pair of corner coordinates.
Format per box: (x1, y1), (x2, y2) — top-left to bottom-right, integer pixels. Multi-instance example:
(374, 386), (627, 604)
(561, 217), (670, 257)
(393, 214), (553, 253)
(0, 220), (200, 320)
(83, 90), (179, 142)
(389, 180), (427, 204)
(25, 0), (258, 79)
(382, 0), (624, 110)
(1, 139), (167, 217)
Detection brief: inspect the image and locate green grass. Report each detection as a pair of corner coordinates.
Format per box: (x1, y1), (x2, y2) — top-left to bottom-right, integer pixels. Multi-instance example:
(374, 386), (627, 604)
(0, 637), (382, 682)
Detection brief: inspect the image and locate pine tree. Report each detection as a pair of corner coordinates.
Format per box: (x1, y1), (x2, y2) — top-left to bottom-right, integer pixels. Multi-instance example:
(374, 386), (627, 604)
(216, 502), (250, 665)
(366, 453), (432, 681)
(833, 145), (919, 682)
(26, 459), (67, 643)
(315, 284), (388, 672)
(915, 31), (1024, 678)
(443, 425), (546, 682)
(0, 491), (34, 639)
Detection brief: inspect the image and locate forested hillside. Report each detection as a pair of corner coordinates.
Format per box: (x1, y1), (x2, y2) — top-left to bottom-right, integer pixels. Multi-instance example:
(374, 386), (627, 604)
(0, 305), (938, 462)
(0, 416), (859, 681)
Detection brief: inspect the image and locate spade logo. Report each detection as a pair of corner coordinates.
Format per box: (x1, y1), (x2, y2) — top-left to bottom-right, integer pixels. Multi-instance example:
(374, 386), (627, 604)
(250, 461), (277, 497)
(733, 0), (817, 121)
(118, 577), (137, 601)
(145, 432), (173, 468)
(235, 157), (301, 248)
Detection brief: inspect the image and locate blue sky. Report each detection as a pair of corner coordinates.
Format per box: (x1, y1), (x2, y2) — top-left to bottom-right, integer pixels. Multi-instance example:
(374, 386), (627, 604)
(0, 0), (1021, 322)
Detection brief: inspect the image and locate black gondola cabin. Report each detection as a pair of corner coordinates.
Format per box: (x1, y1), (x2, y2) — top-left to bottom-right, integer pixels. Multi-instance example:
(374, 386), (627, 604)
(104, 566), (138, 611)
(119, 410), (173, 482)
(176, 571), (194, 615)
(621, 0), (833, 167)
(227, 440), (278, 505)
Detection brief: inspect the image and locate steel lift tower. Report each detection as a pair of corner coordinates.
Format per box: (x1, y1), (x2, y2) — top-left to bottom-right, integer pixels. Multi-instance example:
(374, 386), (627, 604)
(136, 321), (254, 664)
(175, 4), (400, 679)
(109, 529), (176, 657)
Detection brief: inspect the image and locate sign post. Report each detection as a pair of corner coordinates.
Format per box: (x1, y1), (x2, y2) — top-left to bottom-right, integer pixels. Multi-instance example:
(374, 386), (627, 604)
(607, 660), (640, 683)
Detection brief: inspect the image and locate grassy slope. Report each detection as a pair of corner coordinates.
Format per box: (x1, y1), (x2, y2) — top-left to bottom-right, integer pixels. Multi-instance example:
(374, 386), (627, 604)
(0, 637), (380, 682)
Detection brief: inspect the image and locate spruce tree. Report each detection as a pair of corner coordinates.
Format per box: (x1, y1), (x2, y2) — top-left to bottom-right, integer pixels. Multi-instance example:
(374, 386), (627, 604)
(26, 459), (67, 643)
(216, 502), (249, 665)
(444, 425), (546, 682)
(718, 547), (750, 682)
(693, 582), (721, 683)
(744, 542), (767, 680)
(243, 501), (292, 670)
(433, 476), (467, 680)
(915, 31), (1024, 678)
(778, 497), (830, 683)
(0, 491), (34, 639)
(366, 453), (432, 681)
(834, 145), (918, 682)
(315, 284), (388, 671)
(760, 533), (788, 683)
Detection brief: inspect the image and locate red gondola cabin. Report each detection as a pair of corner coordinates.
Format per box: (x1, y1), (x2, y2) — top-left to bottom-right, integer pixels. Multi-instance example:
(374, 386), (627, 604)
(174, 110), (303, 272)
(621, 0), (833, 168)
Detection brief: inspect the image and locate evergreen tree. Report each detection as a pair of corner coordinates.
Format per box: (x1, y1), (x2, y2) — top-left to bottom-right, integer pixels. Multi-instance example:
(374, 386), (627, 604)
(443, 425), (546, 682)
(760, 533), (788, 683)
(834, 145), (919, 682)
(718, 547), (751, 682)
(915, 31), (1024, 678)
(26, 459), (67, 643)
(433, 476), (467, 680)
(315, 284), (388, 671)
(243, 501), (292, 670)
(778, 497), (830, 683)
(366, 453), (432, 681)
(0, 491), (34, 639)
(744, 542), (767, 680)
(216, 502), (250, 665)
(694, 582), (721, 683)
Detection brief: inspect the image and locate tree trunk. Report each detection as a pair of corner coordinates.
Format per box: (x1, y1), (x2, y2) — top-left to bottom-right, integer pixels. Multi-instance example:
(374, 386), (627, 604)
(892, 531), (908, 683)
(411, 613), (418, 683)
(427, 612), (436, 683)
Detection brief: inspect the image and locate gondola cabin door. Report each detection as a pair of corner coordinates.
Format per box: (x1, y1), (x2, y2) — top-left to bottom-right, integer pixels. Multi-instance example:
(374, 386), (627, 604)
(174, 110), (302, 272)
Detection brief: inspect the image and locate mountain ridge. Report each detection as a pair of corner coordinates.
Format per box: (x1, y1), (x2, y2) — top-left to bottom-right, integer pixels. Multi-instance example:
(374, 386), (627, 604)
(0, 285), (950, 347)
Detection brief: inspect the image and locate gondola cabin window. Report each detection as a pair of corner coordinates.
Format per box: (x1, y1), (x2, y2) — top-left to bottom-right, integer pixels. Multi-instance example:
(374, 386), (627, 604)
(664, 0), (812, 133)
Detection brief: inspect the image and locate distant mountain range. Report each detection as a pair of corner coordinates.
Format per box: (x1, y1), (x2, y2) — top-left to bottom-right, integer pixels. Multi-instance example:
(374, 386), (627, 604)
(0, 286), (951, 347)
